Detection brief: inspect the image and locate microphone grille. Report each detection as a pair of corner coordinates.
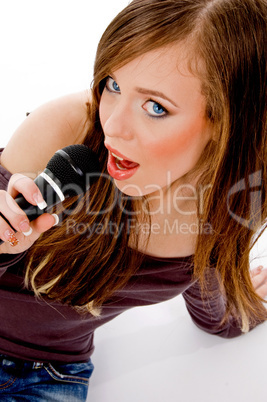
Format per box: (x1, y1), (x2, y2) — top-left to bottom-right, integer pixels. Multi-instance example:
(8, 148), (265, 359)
(46, 145), (100, 194)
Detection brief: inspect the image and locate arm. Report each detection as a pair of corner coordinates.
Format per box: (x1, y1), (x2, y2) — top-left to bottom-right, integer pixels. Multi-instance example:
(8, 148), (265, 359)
(1, 90), (90, 175)
(0, 91), (90, 255)
(182, 268), (243, 338)
(183, 266), (267, 338)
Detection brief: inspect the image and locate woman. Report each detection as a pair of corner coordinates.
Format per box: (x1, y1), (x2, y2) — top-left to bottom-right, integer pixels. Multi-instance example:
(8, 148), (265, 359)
(0, 0), (267, 400)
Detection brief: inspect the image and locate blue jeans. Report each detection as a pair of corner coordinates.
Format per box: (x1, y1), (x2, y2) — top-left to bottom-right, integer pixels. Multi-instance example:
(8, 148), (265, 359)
(0, 354), (94, 401)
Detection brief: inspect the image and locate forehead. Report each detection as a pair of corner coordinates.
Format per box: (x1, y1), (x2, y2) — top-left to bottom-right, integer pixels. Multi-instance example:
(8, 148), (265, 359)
(112, 44), (205, 109)
(114, 44), (190, 76)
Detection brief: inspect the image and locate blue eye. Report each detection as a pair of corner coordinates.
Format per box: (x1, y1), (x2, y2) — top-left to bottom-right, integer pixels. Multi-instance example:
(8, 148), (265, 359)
(105, 76), (120, 93)
(112, 80), (120, 92)
(144, 100), (167, 118)
(152, 102), (165, 115)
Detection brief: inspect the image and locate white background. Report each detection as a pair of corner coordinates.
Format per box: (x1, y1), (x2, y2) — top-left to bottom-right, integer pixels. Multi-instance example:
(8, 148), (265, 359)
(0, 2), (267, 401)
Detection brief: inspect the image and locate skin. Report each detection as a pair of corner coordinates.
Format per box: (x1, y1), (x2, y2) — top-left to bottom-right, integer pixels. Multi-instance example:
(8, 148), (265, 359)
(251, 266), (267, 300)
(0, 91), (90, 254)
(1, 91), (90, 175)
(100, 45), (212, 198)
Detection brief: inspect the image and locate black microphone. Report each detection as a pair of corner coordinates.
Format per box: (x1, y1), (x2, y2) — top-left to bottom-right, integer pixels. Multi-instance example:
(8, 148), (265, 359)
(0, 144), (100, 244)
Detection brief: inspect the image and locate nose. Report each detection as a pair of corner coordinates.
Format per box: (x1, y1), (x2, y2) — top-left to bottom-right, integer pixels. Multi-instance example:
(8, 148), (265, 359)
(101, 99), (134, 141)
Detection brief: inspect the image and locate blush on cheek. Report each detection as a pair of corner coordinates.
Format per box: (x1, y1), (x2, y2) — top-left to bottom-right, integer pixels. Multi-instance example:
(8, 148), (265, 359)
(150, 127), (204, 159)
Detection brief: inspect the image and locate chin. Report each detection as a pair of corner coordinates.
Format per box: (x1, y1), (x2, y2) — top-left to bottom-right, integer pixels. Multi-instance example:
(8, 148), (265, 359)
(114, 179), (167, 199)
(114, 180), (146, 197)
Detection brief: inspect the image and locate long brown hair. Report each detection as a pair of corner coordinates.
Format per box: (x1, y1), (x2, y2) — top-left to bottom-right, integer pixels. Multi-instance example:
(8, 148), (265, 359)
(26, 0), (267, 330)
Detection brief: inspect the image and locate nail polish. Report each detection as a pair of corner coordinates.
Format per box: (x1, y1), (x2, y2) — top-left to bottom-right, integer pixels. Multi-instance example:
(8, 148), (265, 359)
(22, 227), (33, 237)
(5, 231), (19, 247)
(52, 214), (59, 226)
(33, 193), (47, 210)
(19, 220), (31, 234)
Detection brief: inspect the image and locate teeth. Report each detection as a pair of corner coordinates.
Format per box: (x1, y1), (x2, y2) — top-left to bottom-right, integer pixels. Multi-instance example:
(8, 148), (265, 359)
(116, 161), (127, 170)
(111, 152), (124, 161)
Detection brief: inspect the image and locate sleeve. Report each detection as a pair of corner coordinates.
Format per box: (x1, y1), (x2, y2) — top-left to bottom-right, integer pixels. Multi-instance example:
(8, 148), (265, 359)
(182, 268), (244, 338)
(0, 148), (26, 274)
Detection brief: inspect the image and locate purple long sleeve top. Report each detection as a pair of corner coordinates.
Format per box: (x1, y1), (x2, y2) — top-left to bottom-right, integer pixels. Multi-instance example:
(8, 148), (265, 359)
(0, 150), (243, 364)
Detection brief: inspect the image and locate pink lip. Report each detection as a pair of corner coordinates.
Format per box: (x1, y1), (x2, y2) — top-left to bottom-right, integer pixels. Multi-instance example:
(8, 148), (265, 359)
(104, 144), (140, 181)
(104, 143), (136, 163)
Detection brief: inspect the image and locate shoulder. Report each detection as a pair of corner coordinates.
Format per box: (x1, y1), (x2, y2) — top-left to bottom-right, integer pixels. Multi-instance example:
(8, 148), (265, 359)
(1, 90), (91, 176)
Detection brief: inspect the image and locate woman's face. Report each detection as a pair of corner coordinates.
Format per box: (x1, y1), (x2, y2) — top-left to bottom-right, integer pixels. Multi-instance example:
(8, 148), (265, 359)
(99, 45), (212, 196)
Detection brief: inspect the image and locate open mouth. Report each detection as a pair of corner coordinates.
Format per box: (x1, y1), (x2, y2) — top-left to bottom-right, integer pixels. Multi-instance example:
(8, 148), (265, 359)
(107, 150), (140, 180)
(111, 152), (139, 170)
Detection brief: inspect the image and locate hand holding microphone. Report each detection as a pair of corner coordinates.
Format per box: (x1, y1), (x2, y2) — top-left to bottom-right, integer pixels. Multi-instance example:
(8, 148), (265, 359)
(0, 145), (100, 254)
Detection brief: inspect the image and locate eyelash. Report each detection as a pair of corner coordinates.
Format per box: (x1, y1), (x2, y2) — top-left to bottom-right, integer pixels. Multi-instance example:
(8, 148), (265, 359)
(104, 76), (169, 119)
(144, 99), (168, 120)
(105, 76), (120, 94)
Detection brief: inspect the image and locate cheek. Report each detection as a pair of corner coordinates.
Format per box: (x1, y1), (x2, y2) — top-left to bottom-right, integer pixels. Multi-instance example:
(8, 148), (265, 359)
(99, 99), (106, 127)
(157, 133), (194, 157)
(148, 122), (206, 161)
(99, 93), (113, 129)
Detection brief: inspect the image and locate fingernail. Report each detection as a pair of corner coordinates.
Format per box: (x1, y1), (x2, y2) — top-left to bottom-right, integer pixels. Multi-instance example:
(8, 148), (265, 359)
(4, 229), (15, 241)
(19, 220), (31, 234)
(33, 193), (47, 210)
(22, 227), (33, 237)
(4, 231), (19, 247)
(52, 214), (59, 226)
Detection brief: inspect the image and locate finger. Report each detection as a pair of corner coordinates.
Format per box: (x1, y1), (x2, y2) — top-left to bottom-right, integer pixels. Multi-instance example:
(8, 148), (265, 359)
(254, 280), (267, 300)
(7, 173), (46, 209)
(19, 213), (58, 246)
(251, 268), (267, 290)
(30, 213), (59, 238)
(250, 266), (263, 278)
(0, 190), (32, 237)
(0, 213), (58, 254)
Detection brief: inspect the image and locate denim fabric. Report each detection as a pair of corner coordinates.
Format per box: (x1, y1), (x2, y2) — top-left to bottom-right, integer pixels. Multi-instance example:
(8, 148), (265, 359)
(0, 354), (94, 401)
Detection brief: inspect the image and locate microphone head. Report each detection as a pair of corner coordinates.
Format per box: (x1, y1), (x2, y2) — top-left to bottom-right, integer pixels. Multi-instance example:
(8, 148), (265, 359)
(46, 145), (100, 196)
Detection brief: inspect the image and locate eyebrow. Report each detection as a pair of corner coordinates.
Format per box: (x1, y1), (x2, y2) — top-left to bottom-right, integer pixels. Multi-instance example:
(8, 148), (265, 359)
(135, 87), (179, 108)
